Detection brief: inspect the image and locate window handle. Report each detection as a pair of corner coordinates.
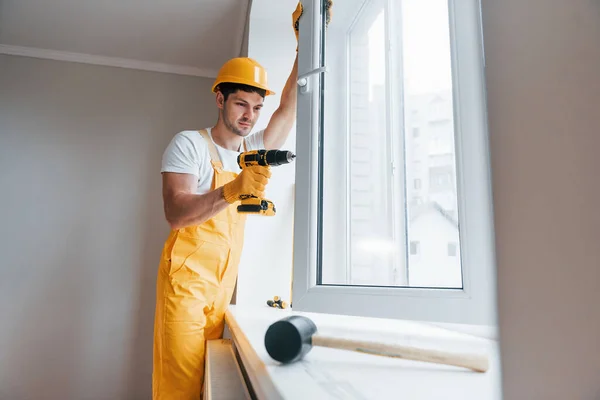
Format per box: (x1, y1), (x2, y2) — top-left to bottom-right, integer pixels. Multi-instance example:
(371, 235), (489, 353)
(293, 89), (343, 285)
(297, 66), (327, 93)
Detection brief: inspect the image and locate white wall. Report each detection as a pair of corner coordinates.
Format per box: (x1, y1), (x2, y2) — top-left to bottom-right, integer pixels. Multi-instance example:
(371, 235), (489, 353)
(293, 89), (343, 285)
(235, 0), (299, 307)
(480, 0), (600, 398)
(0, 54), (217, 399)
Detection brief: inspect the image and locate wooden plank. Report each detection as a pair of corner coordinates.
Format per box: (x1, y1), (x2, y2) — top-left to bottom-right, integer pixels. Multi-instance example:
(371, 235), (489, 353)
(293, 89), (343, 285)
(204, 339), (252, 400)
(224, 309), (286, 400)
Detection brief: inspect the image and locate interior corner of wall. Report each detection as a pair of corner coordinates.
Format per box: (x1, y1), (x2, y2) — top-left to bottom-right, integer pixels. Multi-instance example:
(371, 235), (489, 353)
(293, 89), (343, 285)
(239, 0), (252, 57)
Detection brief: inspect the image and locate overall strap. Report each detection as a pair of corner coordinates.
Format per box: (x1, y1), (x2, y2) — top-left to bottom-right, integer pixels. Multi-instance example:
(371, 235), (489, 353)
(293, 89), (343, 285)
(198, 129), (223, 171)
(198, 129), (249, 171)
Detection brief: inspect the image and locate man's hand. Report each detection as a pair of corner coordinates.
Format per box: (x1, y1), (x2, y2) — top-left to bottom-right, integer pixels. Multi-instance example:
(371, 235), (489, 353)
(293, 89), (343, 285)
(325, 0), (333, 26)
(292, 2), (303, 43)
(292, 0), (334, 44)
(222, 166), (272, 204)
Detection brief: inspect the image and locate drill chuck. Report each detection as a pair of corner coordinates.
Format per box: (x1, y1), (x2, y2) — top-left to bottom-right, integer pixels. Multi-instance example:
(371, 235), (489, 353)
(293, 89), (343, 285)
(238, 149), (296, 168)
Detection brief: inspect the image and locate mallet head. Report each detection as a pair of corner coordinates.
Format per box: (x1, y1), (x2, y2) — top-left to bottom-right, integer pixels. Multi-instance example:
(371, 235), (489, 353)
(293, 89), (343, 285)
(264, 315), (317, 363)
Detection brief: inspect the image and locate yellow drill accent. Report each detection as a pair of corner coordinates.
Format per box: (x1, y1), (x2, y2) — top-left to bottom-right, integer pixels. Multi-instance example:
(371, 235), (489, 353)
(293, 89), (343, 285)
(236, 149), (296, 216)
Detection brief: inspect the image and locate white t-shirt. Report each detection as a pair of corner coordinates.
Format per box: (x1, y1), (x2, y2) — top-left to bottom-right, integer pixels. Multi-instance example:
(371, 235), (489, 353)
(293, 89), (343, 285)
(161, 128), (266, 195)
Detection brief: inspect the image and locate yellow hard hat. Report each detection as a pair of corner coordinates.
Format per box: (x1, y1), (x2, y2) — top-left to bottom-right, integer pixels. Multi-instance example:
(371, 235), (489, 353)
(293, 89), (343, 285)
(212, 57), (275, 96)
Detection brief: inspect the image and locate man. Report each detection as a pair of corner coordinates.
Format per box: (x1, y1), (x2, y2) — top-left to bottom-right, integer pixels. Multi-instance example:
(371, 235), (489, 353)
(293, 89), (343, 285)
(152, 2), (332, 398)
(152, 23), (298, 400)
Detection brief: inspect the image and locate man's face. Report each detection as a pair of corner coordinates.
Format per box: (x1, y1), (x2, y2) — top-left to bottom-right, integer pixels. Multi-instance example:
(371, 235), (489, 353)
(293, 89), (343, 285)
(218, 90), (264, 137)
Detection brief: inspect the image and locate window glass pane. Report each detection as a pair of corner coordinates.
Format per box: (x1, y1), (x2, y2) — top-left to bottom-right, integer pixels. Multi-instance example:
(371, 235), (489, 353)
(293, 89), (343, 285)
(319, 0), (463, 289)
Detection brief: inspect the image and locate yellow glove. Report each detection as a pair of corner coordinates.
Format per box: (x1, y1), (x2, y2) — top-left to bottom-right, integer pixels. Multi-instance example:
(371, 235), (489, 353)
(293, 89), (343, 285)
(222, 165), (271, 204)
(292, 1), (333, 46)
(292, 2), (303, 44)
(325, 0), (333, 26)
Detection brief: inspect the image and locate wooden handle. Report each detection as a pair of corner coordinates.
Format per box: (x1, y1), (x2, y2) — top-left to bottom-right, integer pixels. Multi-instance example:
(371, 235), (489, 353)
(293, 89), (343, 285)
(312, 335), (489, 373)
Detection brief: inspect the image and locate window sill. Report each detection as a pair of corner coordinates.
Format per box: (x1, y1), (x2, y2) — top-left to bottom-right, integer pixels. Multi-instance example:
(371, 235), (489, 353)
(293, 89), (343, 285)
(224, 305), (502, 399)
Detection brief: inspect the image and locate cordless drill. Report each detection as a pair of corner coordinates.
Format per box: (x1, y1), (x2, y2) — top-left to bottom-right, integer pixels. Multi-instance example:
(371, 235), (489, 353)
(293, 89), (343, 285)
(237, 149), (296, 216)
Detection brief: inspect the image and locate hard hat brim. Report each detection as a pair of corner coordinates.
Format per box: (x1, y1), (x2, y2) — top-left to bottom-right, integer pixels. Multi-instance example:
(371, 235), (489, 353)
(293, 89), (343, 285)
(212, 77), (276, 96)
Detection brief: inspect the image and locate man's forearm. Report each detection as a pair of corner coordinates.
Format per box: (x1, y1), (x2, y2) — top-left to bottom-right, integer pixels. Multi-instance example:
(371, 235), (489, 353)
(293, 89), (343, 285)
(263, 54), (299, 149)
(280, 54), (298, 112)
(164, 187), (230, 229)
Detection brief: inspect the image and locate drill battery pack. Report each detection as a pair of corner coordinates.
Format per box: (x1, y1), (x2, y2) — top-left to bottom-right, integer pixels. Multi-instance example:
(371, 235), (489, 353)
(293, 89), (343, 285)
(238, 197), (276, 216)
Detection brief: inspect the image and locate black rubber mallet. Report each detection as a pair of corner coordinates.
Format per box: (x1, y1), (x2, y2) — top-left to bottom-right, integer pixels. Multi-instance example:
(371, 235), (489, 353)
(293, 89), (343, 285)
(264, 315), (489, 372)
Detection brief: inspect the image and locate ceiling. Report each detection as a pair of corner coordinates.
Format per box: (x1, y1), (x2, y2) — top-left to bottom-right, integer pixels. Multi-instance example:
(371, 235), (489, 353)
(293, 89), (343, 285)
(0, 0), (251, 78)
(250, 0), (297, 24)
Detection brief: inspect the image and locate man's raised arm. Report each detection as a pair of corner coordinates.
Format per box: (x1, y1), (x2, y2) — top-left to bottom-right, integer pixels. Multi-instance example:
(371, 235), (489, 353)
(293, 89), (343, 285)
(263, 54), (299, 150)
(262, 1), (333, 150)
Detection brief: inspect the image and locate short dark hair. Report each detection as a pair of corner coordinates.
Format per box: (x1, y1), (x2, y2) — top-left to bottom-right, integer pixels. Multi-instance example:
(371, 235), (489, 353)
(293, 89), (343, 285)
(216, 82), (266, 101)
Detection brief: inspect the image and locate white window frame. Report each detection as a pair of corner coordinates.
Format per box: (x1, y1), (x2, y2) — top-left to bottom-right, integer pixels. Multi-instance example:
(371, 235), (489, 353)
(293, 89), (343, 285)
(292, 0), (497, 326)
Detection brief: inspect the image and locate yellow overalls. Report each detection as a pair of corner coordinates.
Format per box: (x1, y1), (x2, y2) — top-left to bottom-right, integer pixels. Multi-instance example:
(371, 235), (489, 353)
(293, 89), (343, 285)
(152, 129), (247, 399)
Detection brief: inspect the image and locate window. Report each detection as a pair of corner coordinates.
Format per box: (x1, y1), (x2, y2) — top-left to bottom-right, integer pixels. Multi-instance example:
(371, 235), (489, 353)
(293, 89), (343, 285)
(292, 0), (496, 325)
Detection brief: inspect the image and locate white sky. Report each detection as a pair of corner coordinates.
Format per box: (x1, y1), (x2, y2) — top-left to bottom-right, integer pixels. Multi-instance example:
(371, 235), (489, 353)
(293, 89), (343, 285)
(368, 0), (453, 98)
